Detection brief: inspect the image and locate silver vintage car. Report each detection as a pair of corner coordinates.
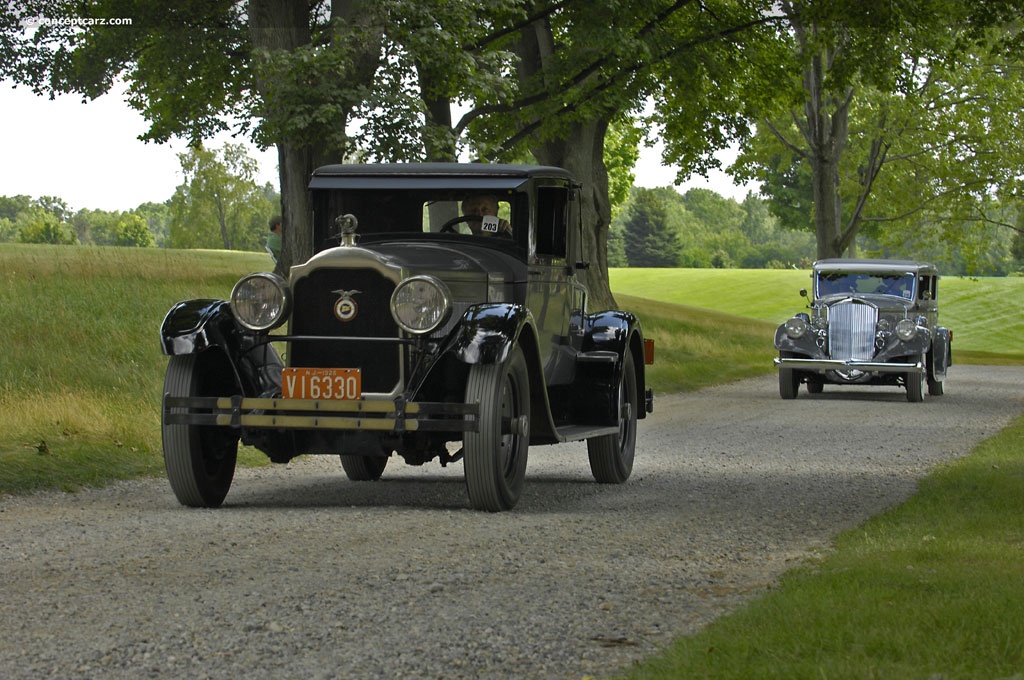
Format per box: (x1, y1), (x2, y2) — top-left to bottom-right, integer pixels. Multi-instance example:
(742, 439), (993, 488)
(774, 258), (952, 402)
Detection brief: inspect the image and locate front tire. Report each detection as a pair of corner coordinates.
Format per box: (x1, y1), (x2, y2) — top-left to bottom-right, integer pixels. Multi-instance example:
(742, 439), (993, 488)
(162, 353), (239, 508)
(588, 351), (638, 484)
(463, 346), (530, 512)
(906, 357), (925, 403)
(779, 352), (800, 399)
(927, 349), (945, 396)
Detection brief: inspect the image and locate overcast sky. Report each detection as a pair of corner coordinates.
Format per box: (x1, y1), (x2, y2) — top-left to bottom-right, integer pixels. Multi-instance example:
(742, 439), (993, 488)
(0, 80), (754, 213)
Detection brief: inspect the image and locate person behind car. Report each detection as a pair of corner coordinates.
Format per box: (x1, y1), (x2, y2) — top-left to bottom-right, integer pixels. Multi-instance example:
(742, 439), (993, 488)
(461, 194), (512, 238)
(266, 215), (283, 263)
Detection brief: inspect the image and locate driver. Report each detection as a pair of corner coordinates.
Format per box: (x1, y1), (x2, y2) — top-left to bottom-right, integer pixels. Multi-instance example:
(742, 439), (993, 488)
(461, 194), (512, 237)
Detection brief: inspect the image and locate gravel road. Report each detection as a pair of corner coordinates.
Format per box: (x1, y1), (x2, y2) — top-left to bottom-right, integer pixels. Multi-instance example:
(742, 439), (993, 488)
(2, 365), (1022, 680)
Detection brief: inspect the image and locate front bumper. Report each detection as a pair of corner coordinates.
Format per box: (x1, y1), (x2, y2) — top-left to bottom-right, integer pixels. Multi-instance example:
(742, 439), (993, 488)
(164, 395), (480, 433)
(773, 357), (924, 374)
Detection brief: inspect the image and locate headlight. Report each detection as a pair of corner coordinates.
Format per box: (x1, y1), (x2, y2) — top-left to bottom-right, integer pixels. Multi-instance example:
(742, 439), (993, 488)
(876, 318), (891, 333)
(390, 275), (451, 334)
(895, 318), (917, 341)
(784, 317), (808, 339)
(230, 272), (291, 331)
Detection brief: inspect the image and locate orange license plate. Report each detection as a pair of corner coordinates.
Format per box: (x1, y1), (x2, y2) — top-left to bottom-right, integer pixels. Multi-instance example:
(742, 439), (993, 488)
(282, 367), (362, 400)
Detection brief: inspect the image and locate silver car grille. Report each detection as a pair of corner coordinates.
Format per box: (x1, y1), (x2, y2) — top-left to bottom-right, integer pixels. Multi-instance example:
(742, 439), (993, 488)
(828, 301), (877, 360)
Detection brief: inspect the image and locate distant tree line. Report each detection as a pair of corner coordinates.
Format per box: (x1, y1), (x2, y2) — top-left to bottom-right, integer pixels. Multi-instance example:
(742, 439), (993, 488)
(0, 143), (279, 253)
(610, 187), (816, 270)
(611, 186), (1024, 276)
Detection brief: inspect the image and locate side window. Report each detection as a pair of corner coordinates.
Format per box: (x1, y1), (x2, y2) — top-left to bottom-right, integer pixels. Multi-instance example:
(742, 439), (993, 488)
(536, 186), (568, 258)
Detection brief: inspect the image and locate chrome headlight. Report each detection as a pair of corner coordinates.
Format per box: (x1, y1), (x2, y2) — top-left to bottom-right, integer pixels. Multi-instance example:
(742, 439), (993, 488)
(390, 275), (452, 334)
(895, 318), (918, 341)
(230, 272), (291, 331)
(784, 317), (808, 339)
(876, 318), (891, 333)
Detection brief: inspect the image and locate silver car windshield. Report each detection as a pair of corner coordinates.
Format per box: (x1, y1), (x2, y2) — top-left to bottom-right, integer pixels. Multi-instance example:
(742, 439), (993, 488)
(816, 272), (916, 300)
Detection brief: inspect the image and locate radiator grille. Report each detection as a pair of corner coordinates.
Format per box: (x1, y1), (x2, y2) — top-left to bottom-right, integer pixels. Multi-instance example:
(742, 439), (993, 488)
(290, 268), (400, 393)
(828, 301), (877, 361)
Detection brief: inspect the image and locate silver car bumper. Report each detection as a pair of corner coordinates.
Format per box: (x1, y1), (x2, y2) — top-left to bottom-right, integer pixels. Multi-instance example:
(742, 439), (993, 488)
(774, 357), (924, 374)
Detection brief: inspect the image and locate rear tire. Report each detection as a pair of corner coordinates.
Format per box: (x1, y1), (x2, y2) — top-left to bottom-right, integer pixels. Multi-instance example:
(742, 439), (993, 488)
(340, 454), (389, 481)
(587, 351), (638, 484)
(162, 353), (239, 508)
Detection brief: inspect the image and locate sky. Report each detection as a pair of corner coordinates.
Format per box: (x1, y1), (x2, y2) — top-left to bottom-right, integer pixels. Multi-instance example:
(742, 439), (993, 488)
(0, 80), (755, 213)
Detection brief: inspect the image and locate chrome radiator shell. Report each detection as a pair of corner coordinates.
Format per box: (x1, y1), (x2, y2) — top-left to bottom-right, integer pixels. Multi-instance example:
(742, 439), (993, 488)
(827, 301), (877, 361)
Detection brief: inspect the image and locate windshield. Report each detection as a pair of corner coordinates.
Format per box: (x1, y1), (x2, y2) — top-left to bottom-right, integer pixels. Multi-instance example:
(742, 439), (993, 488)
(815, 271), (916, 300)
(314, 188), (515, 239)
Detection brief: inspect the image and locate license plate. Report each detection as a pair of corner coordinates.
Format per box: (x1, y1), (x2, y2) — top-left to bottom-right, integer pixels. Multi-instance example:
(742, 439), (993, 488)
(282, 367), (362, 400)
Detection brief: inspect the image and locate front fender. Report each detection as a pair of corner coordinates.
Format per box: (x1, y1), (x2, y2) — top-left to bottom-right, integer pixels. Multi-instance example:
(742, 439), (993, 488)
(161, 299), (234, 356)
(160, 298), (282, 397)
(451, 303), (533, 365)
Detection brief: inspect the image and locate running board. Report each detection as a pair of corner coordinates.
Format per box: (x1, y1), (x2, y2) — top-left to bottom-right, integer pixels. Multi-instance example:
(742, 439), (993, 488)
(553, 424), (620, 443)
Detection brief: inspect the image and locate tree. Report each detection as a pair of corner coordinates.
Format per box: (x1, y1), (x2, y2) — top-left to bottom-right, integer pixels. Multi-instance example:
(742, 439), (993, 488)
(168, 143), (275, 251)
(721, 0), (1024, 267)
(17, 206), (76, 244)
(4, 0), (781, 303)
(113, 213), (155, 247)
(623, 188), (681, 267)
(132, 201), (171, 247)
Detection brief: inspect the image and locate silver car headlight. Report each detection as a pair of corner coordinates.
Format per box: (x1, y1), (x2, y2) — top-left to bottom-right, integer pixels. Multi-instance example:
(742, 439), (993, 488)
(230, 272), (292, 331)
(391, 275), (452, 334)
(784, 317), (808, 339)
(895, 318), (918, 341)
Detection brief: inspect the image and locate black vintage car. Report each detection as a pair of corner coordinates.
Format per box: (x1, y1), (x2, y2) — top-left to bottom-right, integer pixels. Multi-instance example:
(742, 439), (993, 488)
(774, 258), (952, 402)
(161, 163), (654, 511)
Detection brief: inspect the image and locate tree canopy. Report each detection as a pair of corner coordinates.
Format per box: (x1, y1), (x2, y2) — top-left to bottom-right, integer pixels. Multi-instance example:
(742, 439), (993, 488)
(4, 0), (1024, 279)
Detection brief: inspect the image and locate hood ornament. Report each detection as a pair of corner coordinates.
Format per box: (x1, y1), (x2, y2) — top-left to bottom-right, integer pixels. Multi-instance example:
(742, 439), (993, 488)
(335, 214), (358, 247)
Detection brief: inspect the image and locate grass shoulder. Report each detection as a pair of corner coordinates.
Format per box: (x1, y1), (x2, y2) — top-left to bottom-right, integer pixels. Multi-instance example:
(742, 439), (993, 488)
(622, 413), (1024, 679)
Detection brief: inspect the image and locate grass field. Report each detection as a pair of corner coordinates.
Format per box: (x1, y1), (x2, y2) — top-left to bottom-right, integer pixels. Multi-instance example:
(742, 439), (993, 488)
(2, 244), (1024, 678)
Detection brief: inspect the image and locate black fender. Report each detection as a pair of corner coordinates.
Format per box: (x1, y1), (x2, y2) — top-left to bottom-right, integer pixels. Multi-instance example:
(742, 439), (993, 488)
(161, 299), (234, 356)
(448, 303), (562, 444)
(930, 326), (952, 378)
(160, 298), (282, 397)
(451, 303), (535, 365)
(578, 310), (649, 424)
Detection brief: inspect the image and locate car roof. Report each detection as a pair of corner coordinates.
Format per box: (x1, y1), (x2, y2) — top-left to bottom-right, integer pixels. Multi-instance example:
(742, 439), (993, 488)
(309, 163), (575, 191)
(812, 258), (939, 276)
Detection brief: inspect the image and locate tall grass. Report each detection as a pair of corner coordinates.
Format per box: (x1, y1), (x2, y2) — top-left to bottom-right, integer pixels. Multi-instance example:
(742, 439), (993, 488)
(0, 244), (270, 492)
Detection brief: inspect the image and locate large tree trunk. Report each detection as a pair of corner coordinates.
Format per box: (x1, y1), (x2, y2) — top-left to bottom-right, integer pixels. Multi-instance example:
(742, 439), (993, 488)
(249, 0), (312, 274)
(515, 17), (617, 310)
(801, 43), (851, 260)
(251, 0), (381, 274)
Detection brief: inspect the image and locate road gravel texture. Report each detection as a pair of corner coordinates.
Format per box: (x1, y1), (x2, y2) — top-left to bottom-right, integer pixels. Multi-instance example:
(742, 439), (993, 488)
(2, 365), (1023, 680)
